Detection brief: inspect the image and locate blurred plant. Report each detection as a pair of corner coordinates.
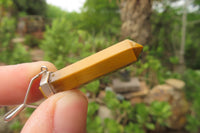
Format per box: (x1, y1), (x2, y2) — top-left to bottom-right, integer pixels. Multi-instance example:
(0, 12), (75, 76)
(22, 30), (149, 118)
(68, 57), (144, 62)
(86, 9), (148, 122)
(0, 0), (13, 9)
(151, 1), (200, 70)
(133, 103), (155, 131)
(0, 107), (5, 115)
(184, 69), (200, 133)
(80, 0), (121, 36)
(12, 0), (47, 16)
(87, 102), (103, 133)
(81, 80), (100, 99)
(18, 11), (27, 17)
(103, 91), (171, 132)
(9, 120), (23, 132)
(10, 43), (31, 64)
(40, 17), (79, 69)
(169, 56), (179, 65)
(104, 118), (123, 133)
(0, 42), (31, 64)
(151, 4), (181, 67)
(0, 17), (31, 64)
(46, 4), (67, 19)
(186, 115), (200, 133)
(185, 32), (200, 69)
(134, 46), (163, 85)
(25, 35), (40, 48)
(40, 16), (115, 69)
(149, 101), (172, 127)
(25, 107), (35, 117)
(133, 45), (181, 86)
(124, 123), (145, 133)
(0, 17), (15, 44)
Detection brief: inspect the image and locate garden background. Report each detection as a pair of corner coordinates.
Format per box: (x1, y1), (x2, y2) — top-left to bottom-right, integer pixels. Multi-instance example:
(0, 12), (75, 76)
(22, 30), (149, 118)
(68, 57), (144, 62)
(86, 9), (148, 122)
(0, 0), (200, 133)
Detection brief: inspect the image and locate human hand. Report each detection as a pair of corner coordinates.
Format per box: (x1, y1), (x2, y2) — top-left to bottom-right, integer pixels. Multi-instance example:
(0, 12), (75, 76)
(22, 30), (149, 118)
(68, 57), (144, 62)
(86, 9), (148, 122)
(0, 61), (88, 133)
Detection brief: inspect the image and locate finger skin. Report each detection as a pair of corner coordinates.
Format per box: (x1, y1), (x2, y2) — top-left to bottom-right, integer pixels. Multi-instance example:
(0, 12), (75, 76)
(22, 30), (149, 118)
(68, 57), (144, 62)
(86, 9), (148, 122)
(0, 61), (57, 105)
(21, 90), (88, 133)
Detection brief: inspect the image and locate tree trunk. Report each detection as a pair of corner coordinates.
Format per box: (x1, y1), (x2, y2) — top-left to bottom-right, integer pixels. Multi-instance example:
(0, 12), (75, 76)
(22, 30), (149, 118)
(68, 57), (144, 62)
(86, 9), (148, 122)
(175, 0), (189, 73)
(120, 0), (152, 45)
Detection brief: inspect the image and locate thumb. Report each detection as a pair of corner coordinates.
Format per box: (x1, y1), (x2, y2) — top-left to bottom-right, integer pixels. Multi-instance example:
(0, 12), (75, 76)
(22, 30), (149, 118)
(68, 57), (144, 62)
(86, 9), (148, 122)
(21, 90), (88, 133)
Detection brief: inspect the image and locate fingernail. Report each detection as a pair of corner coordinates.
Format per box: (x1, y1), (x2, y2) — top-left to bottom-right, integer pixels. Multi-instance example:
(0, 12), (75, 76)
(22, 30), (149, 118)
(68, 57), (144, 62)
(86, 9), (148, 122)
(54, 91), (88, 133)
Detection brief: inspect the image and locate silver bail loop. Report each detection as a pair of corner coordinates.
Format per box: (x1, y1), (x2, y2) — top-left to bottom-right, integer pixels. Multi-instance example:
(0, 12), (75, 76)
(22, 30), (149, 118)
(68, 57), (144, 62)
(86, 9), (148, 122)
(3, 66), (48, 121)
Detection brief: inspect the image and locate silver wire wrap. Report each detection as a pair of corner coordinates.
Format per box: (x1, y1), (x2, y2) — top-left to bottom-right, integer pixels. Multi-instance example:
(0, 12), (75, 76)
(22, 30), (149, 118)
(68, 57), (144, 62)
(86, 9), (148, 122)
(3, 66), (54, 121)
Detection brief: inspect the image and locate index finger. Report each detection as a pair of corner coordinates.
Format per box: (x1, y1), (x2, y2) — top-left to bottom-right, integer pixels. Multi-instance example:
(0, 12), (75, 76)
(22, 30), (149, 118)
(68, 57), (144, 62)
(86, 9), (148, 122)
(0, 61), (57, 105)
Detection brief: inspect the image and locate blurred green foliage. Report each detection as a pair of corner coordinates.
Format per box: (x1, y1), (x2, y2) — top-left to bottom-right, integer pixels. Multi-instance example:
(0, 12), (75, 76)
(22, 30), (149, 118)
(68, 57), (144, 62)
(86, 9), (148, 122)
(25, 107), (35, 117)
(82, 80), (100, 96)
(194, 0), (200, 8)
(80, 0), (121, 36)
(183, 70), (200, 133)
(0, 17), (15, 43)
(0, 17), (31, 64)
(104, 118), (123, 133)
(87, 102), (103, 133)
(185, 12), (200, 69)
(133, 46), (181, 86)
(83, 76), (172, 133)
(82, 75), (171, 133)
(149, 101), (172, 126)
(46, 4), (67, 19)
(125, 123), (145, 133)
(40, 17), (79, 69)
(0, 0), (13, 9)
(86, 90), (171, 133)
(40, 16), (115, 69)
(25, 35), (40, 48)
(9, 120), (23, 132)
(151, 2), (200, 70)
(12, 0), (47, 16)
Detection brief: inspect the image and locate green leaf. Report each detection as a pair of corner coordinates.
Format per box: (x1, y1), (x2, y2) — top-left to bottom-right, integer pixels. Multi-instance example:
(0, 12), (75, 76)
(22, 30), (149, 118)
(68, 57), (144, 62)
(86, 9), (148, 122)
(82, 80), (100, 94)
(145, 123), (155, 130)
(104, 118), (123, 133)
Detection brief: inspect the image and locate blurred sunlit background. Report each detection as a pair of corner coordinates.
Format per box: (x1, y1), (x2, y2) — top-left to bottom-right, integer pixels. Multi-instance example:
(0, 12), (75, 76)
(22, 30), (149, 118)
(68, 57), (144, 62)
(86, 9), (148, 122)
(0, 0), (200, 132)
